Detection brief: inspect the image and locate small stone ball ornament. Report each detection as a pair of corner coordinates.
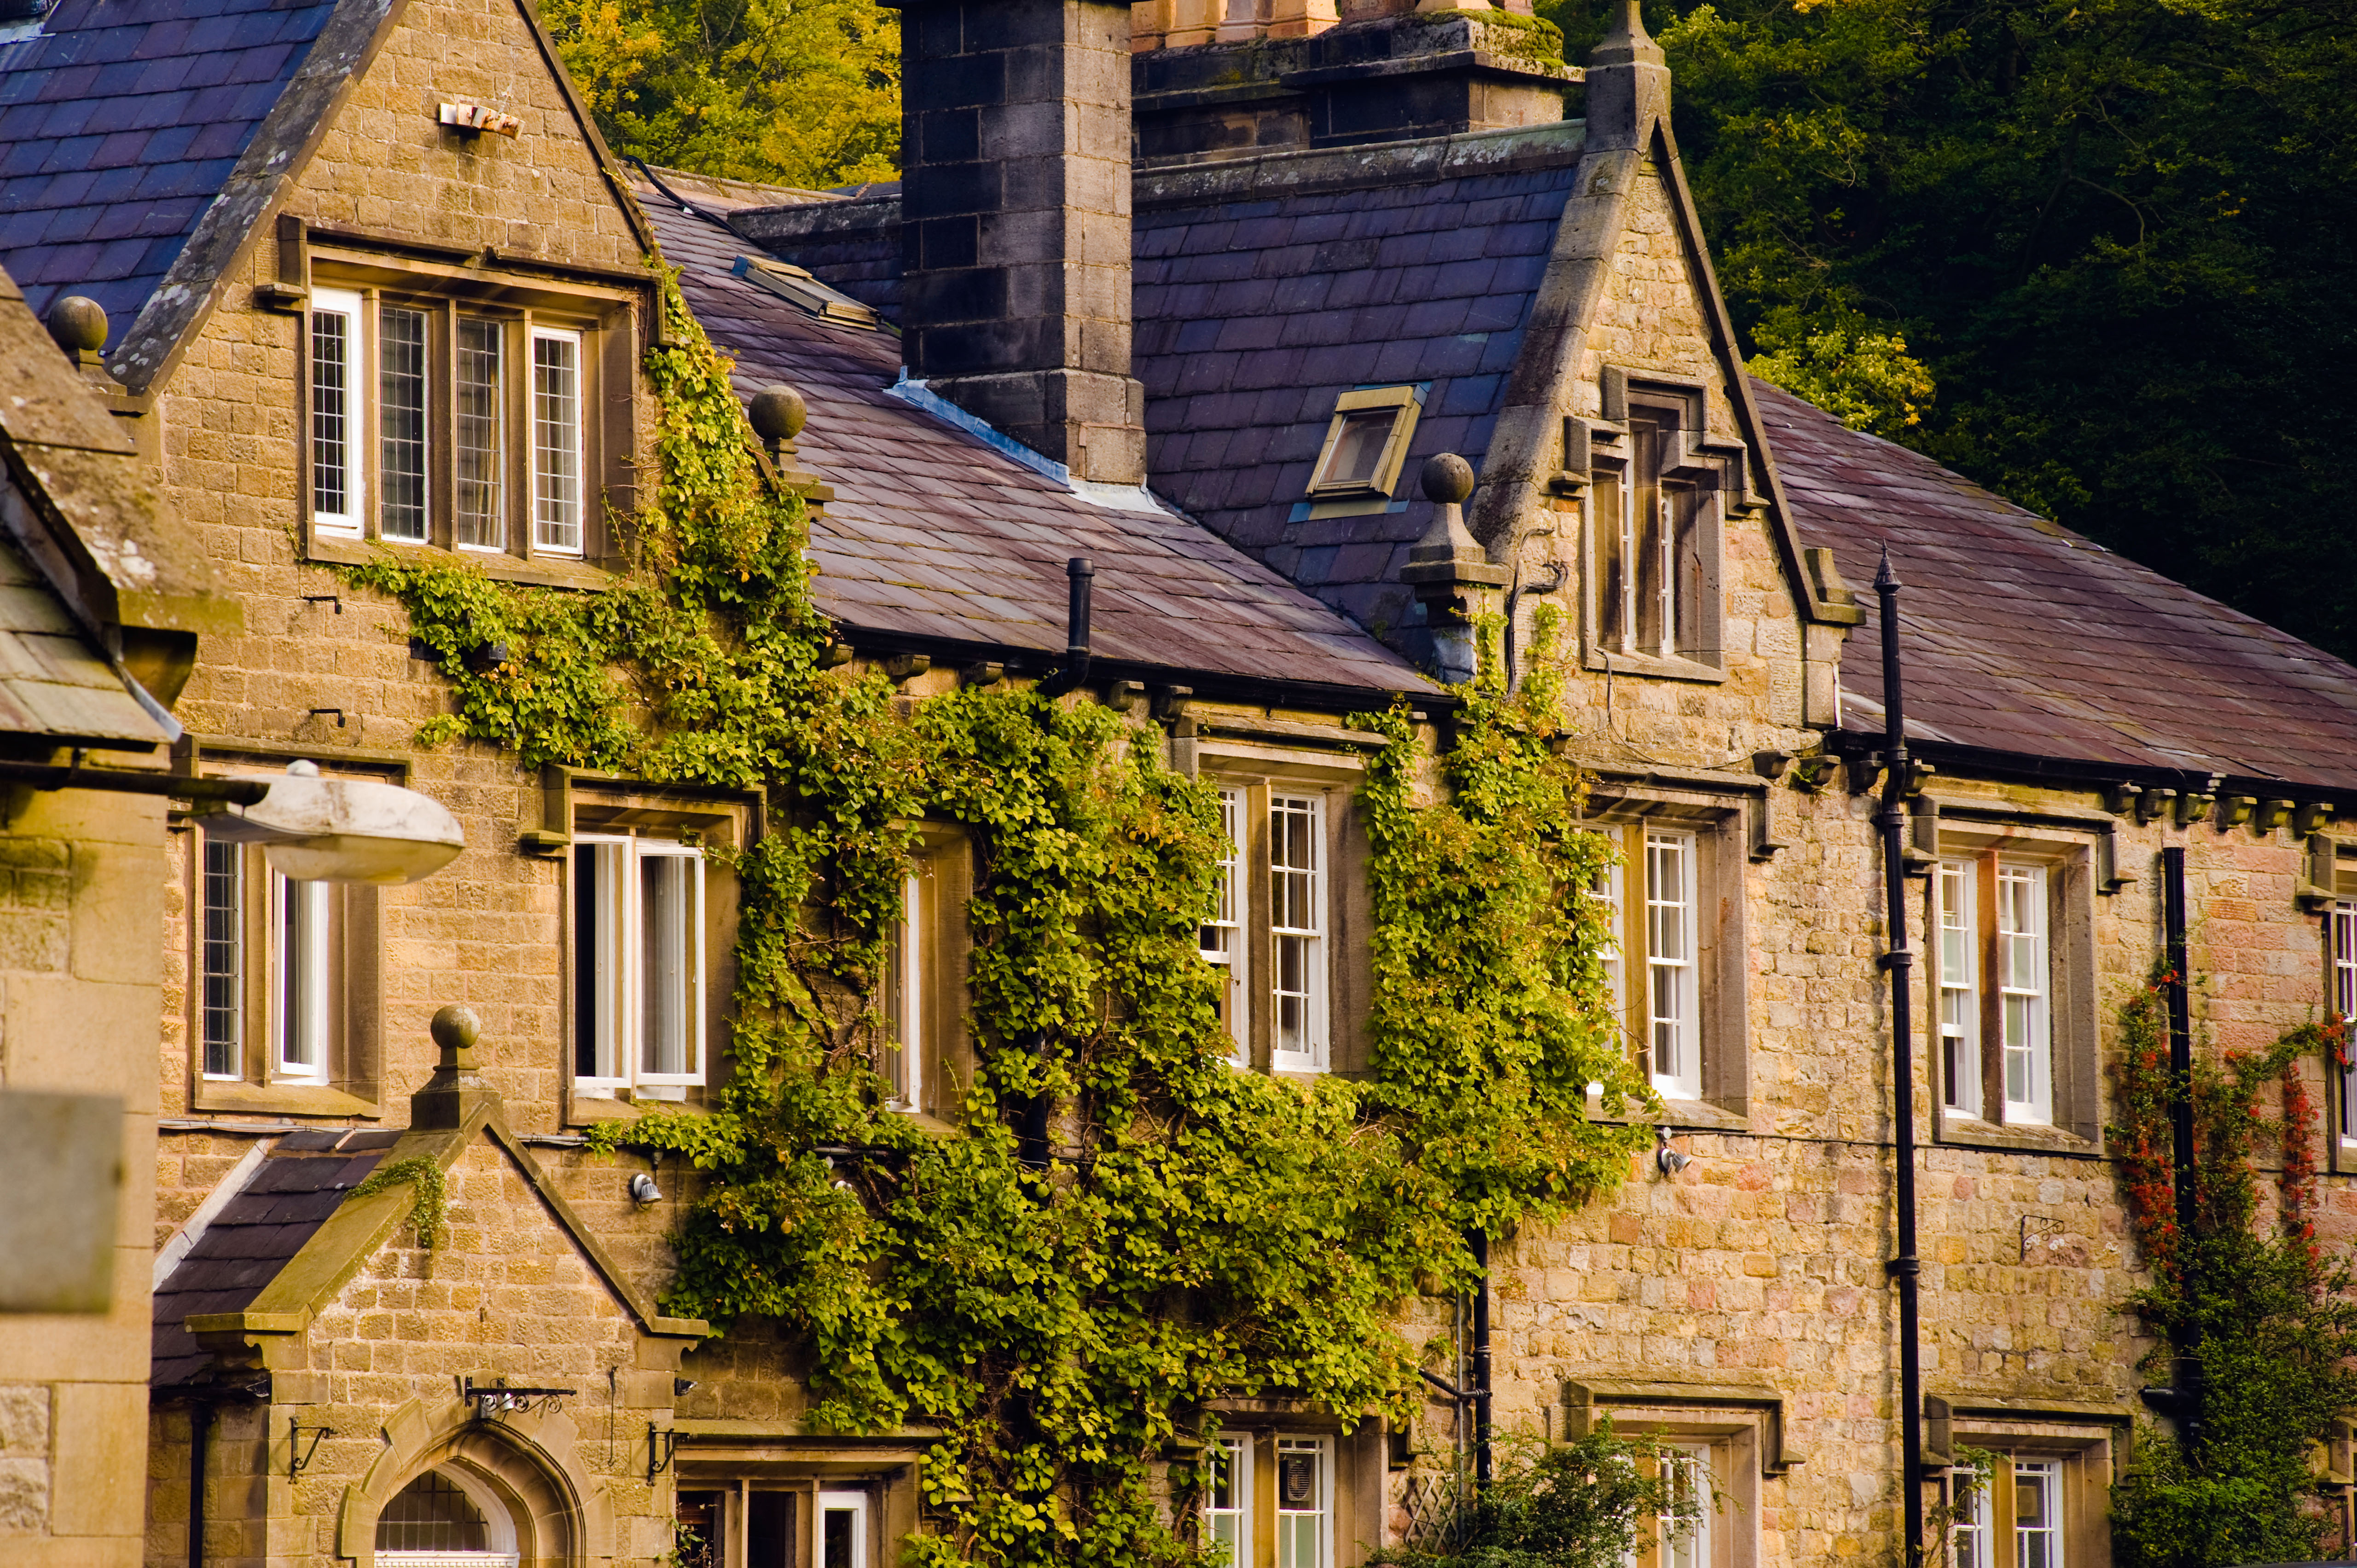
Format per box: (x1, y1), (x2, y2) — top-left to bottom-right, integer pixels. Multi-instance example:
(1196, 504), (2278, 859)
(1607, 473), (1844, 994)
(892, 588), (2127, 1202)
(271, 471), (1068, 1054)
(431, 1003), (482, 1065)
(749, 383), (809, 443)
(45, 295), (107, 355)
(1420, 451), (1475, 504)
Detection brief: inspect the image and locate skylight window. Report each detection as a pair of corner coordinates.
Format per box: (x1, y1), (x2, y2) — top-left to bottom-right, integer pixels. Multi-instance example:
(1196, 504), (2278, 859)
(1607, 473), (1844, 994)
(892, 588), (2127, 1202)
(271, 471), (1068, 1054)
(1305, 384), (1422, 500)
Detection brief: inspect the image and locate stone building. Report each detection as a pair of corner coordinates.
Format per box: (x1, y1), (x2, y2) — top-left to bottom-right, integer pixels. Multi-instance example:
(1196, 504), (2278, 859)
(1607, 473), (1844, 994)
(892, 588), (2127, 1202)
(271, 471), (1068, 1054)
(4, 0), (2357, 1563)
(0, 260), (236, 1562)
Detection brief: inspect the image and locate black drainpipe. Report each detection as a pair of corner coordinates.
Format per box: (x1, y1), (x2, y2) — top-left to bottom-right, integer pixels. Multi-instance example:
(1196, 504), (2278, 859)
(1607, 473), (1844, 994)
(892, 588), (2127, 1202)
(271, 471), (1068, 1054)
(1036, 558), (1093, 699)
(1872, 549), (1925, 1568)
(1469, 1229), (1492, 1487)
(188, 1398), (213, 1568)
(2161, 846), (2202, 1444)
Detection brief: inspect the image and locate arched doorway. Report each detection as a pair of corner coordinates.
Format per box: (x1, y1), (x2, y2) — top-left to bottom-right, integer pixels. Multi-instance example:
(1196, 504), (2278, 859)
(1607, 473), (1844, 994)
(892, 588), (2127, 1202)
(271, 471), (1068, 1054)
(375, 1464), (522, 1568)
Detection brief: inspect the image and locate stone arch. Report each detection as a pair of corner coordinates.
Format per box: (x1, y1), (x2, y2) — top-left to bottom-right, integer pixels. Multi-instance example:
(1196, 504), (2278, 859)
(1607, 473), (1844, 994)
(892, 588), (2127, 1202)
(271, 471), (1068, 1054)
(339, 1395), (615, 1568)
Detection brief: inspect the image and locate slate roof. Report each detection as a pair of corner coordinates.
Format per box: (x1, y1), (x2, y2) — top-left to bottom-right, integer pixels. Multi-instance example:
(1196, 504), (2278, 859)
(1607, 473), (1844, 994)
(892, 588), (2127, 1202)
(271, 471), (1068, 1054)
(0, 0), (341, 338)
(1764, 379), (2357, 792)
(639, 174), (1435, 697)
(1132, 124), (1584, 634)
(150, 1128), (397, 1388)
(0, 260), (207, 748)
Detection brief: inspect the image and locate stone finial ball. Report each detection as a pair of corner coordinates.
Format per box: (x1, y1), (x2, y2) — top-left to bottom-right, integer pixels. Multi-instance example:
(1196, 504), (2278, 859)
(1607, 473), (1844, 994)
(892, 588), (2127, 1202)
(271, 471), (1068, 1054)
(45, 295), (107, 354)
(748, 384), (808, 443)
(1420, 451), (1475, 505)
(430, 1003), (482, 1055)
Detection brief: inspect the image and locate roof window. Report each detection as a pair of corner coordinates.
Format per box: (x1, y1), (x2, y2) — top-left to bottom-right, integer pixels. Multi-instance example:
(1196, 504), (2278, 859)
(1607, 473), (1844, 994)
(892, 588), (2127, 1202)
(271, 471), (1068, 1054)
(1306, 384), (1423, 500)
(731, 255), (884, 331)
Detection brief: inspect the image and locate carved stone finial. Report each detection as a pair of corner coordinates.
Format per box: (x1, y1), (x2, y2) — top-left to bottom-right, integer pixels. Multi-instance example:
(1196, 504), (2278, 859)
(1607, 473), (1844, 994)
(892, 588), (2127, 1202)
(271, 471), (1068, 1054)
(749, 383), (808, 460)
(1420, 451), (1475, 505)
(1591, 0), (1664, 66)
(431, 1003), (481, 1070)
(45, 295), (107, 365)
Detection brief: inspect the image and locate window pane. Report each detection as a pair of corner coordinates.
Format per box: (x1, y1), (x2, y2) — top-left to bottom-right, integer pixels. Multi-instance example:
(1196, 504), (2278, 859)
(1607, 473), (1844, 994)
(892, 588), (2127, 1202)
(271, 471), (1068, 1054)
(575, 841), (623, 1082)
(1274, 1440), (1327, 1568)
(1632, 420), (1665, 655)
(1997, 865), (2049, 1121)
(882, 870), (920, 1105)
(1201, 789), (1246, 1061)
(818, 1495), (865, 1568)
(200, 839), (242, 1078)
(1596, 469), (1626, 652)
(1951, 1466), (1991, 1568)
(1662, 1449), (1710, 1568)
(2338, 903), (2357, 1140)
(533, 331), (583, 552)
(1645, 830), (1697, 1097)
(375, 1470), (490, 1552)
(1315, 409), (1395, 490)
(379, 306), (428, 541)
(1939, 861), (1979, 1115)
(1670, 481), (1703, 660)
(1206, 1437), (1248, 1566)
(640, 851), (692, 1078)
(277, 877), (332, 1076)
(311, 306), (354, 525)
(2013, 1460), (2059, 1568)
(456, 318), (504, 549)
(747, 1493), (795, 1568)
(1270, 796), (1324, 1065)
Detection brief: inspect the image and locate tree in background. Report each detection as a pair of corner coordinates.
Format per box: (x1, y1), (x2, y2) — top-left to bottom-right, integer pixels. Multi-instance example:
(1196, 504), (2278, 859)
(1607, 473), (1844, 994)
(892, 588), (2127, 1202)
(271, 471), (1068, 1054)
(1540, 0), (2357, 665)
(544, 0), (899, 190)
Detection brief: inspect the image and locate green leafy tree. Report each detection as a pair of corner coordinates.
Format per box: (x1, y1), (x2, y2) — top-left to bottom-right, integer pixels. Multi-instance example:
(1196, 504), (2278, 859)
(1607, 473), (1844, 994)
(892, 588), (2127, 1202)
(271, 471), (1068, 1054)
(1539, 0), (2357, 661)
(542, 0), (900, 190)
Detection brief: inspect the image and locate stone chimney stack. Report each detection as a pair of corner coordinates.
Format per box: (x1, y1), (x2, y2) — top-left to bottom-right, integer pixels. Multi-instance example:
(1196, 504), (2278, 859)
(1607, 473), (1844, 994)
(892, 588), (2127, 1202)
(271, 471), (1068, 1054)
(890, 0), (1146, 485)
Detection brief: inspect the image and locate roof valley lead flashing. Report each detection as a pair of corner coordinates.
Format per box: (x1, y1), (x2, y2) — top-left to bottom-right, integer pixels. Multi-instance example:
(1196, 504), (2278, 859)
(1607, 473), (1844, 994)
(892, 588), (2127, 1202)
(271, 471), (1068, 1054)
(885, 378), (1177, 518)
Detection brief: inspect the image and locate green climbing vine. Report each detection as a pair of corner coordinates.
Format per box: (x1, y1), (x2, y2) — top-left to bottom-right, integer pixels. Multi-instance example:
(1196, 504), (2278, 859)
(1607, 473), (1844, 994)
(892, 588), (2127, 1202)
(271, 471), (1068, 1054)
(349, 1155), (450, 1251)
(2108, 975), (2357, 1567)
(342, 268), (1651, 1568)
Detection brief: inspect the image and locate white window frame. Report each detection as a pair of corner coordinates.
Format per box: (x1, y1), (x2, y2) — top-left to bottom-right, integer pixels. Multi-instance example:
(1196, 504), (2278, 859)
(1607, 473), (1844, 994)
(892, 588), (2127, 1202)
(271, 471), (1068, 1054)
(199, 835), (244, 1081)
(309, 286), (366, 537)
(884, 868), (923, 1110)
(270, 871), (334, 1084)
(1272, 1434), (1332, 1568)
(2011, 1459), (2061, 1568)
(1202, 787), (1249, 1067)
(531, 324), (586, 555)
(1655, 1444), (1712, 1568)
(816, 1491), (868, 1568)
(2334, 900), (2357, 1144)
(1997, 862), (2051, 1125)
(1937, 860), (1982, 1117)
(1644, 828), (1700, 1101)
(1205, 1433), (1251, 1567)
(1269, 793), (1329, 1073)
(377, 301), (432, 543)
(573, 831), (707, 1100)
(453, 314), (506, 553)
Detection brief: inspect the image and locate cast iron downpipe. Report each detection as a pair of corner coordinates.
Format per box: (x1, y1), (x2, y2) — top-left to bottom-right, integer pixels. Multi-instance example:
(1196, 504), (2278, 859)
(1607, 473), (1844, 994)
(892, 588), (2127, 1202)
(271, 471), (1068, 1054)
(188, 1399), (212, 1568)
(1470, 1229), (1493, 1487)
(2161, 846), (2202, 1442)
(1872, 549), (1926, 1568)
(1037, 557), (1094, 699)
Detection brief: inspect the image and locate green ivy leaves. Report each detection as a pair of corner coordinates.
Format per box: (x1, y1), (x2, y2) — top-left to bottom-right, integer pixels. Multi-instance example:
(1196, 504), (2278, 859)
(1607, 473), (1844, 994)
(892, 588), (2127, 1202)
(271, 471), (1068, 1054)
(352, 270), (1646, 1568)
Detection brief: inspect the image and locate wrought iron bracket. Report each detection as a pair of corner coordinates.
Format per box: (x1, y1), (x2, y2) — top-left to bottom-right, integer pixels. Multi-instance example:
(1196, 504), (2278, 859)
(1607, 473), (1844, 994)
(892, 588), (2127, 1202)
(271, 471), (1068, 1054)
(289, 1415), (334, 1476)
(463, 1377), (575, 1421)
(648, 1421), (682, 1483)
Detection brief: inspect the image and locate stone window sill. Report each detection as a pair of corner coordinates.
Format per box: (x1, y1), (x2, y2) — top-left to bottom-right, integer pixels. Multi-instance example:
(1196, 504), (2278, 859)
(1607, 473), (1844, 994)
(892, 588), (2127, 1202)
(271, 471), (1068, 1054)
(1584, 647), (1727, 685)
(305, 531), (614, 592)
(192, 1079), (380, 1119)
(1936, 1112), (2103, 1157)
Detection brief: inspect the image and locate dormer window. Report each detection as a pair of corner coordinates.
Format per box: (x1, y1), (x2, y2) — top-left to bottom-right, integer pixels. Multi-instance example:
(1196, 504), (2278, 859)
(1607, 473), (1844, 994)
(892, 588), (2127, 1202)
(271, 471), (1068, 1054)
(295, 234), (646, 586)
(1585, 375), (1730, 677)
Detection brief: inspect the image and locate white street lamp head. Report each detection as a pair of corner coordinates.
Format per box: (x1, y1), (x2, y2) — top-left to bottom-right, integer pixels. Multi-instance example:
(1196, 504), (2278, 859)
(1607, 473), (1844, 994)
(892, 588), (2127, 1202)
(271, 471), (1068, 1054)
(205, 761), (464, 885)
